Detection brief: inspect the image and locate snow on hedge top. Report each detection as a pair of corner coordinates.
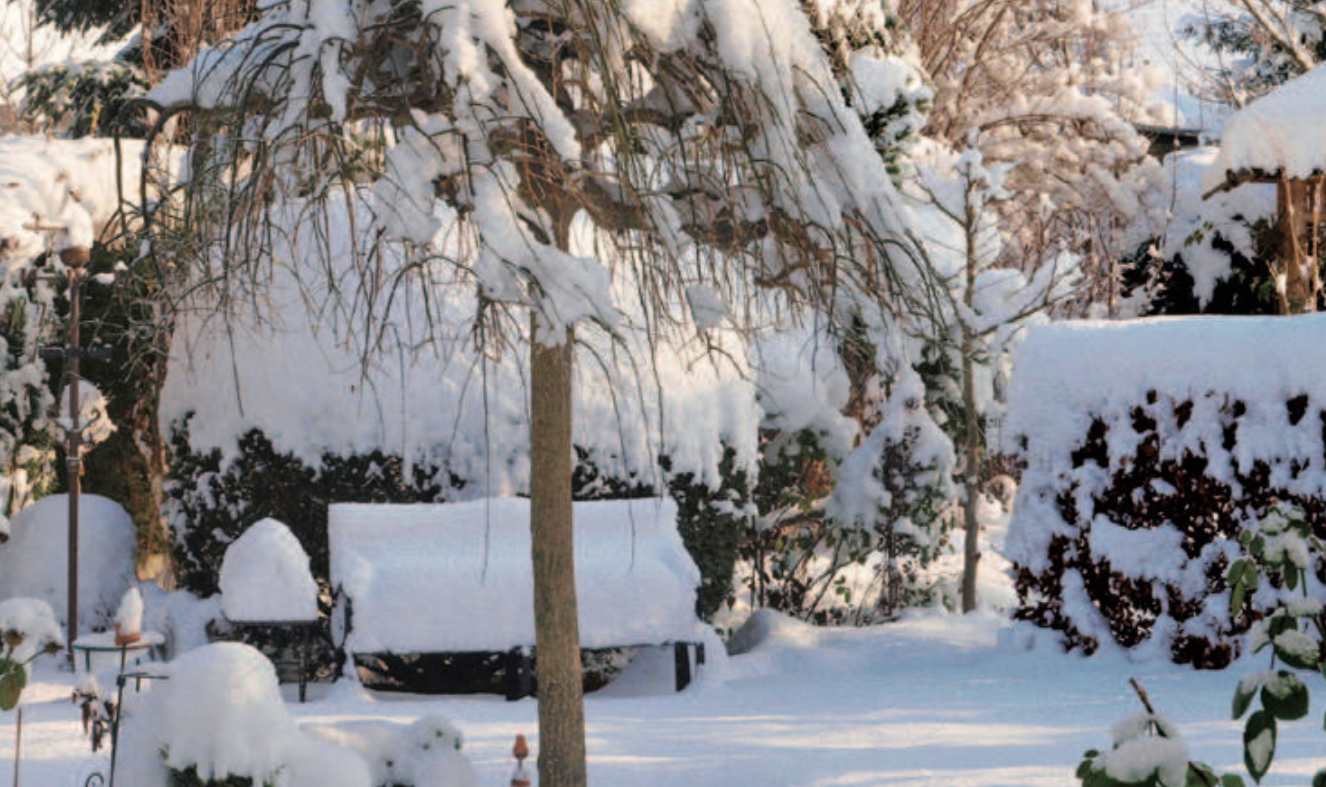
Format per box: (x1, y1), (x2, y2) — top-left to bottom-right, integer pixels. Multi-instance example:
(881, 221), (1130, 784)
(0, 137), (145, 262)
(1005, 314), (1326, 469)
(1206, 63), (1326, 190)
(0, 494), (135, 633)
(220, 519), (319, 622)
(330, 497), (704, 653)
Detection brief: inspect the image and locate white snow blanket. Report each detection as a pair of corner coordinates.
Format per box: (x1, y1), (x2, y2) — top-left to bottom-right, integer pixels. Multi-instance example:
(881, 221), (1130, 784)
(220, 518), (319, 622)
(0, 137), (146, 264)
(330, 497), (704, 653)
(1206, 62), (1326, 188)
(0, 494), (135, 633)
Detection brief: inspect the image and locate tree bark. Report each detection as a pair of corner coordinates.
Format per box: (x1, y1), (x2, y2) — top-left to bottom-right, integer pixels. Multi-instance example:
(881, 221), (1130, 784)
(530, 321), (587, 787)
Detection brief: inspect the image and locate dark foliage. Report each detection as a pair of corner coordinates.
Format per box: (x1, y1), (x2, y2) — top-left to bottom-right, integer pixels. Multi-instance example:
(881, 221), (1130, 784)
(1013, 391), (1326, 668)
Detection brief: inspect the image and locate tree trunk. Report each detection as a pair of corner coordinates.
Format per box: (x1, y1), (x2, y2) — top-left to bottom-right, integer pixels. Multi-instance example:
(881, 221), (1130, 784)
(960, 198), (982, 614)
(530, 322), (587, 787)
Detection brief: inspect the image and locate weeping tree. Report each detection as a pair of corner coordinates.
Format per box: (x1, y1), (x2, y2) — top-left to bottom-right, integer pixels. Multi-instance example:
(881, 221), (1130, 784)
(140, 0), (940, 783)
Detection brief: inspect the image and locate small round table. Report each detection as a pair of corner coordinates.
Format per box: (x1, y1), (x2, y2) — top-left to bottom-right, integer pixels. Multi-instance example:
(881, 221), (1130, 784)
(71, 630), (165, 674)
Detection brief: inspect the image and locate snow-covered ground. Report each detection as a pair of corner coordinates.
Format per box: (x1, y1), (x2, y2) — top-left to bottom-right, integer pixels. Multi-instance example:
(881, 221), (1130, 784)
(0, 517), (1318, 787)
(2, 606), (1316, 787)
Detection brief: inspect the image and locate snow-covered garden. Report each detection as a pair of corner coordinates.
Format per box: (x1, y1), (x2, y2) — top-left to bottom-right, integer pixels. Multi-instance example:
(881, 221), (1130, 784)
(7, 0), (1326, 786)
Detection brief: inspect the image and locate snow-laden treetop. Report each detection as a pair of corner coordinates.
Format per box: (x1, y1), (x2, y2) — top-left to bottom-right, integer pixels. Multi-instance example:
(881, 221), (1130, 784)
(144, 0), (932, 342)
(1206, 63), (1326, 192)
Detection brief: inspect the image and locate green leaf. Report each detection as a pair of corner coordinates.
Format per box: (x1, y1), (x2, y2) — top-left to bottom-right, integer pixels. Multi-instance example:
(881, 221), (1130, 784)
(0, 661), (26, 711)
(1243, 710), (1277, 783)
(1228, 558), (1248, 583)
(1231, 583), (1247, 619)
(1262, 671), (1310, 721)
(1221, 774), (1247, 787)
(1286, 567), (1299, 592)
(1272, 629), (1320, 671)
(1234, 673), (1262, 719)
(1313, 769), (1326, 787)
(1186, 763), (1219, 787)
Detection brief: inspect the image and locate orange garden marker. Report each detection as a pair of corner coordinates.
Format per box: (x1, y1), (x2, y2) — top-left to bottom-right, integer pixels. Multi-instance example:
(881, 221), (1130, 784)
(510, 734), (531, 787)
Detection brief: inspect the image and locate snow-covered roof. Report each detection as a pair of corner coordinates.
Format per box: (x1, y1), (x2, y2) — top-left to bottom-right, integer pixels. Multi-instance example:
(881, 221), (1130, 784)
(1205, 63), (1326, 192)
(329, 497), (704, 653)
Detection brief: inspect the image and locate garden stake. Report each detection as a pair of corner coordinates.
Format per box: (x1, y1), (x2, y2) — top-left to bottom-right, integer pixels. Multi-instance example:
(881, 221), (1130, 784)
(510, 733), (531, 787)
(12, 706), (22, 787)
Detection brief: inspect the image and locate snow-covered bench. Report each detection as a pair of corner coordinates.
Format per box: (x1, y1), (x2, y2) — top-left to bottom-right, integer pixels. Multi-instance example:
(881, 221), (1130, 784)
(329, 497), (707, 697)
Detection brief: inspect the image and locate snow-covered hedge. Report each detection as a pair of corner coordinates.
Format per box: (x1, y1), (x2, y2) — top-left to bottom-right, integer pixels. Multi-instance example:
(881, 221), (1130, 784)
(1005, 316), (1326, 667)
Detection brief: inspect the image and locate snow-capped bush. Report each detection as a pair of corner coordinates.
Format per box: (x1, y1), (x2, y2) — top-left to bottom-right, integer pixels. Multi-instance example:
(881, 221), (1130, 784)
(1006, 316), (1326, 667)
(220, 518), (319, 622)
(117, 642), (372, 787)
(303, 715), (477, 787)
(0, 493), (135, 632)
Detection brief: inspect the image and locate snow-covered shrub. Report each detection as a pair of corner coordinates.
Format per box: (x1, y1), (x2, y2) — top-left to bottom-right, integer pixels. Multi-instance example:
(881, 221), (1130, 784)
(1006, 316), (1326, 667)
(1117, 149), (1279, 318)
(0, 493), (135, 632)
(303, 715), (477, 787)
(220, 519), (318, 623)
(117, 642), (371, 787)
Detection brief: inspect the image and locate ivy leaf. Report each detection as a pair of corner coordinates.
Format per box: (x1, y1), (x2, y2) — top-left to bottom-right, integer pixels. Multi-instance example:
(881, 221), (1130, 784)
(1234, 672), (1263, 720)
(1261, 671), (1310, 721)
(1243, 710), (1277, 783)
(0, 661), (26, 712)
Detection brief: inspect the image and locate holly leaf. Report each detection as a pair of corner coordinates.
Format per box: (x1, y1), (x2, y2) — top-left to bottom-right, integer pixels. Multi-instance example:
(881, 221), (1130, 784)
(1262, 671), (1309, 721)
(1243, 710), (1277, 783)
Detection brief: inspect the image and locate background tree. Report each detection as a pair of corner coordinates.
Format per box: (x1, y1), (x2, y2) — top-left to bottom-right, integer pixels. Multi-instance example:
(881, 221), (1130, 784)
(899, 0), (1166, 314)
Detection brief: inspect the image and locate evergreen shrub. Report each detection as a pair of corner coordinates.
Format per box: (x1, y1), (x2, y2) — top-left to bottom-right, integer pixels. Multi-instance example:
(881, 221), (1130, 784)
(1011, 389), (1326, 668)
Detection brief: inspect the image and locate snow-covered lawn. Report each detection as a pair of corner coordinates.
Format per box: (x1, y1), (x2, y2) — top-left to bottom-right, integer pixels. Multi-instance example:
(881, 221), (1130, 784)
(1, 609), (1321, 787)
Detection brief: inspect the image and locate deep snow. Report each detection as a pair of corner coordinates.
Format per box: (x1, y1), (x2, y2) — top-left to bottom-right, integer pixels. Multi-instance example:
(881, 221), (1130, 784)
(1, 516), (1322, 787)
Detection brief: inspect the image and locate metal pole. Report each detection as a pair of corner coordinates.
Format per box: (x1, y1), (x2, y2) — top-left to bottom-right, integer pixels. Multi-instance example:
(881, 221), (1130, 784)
(12, 706), (22, 787)
(61, 246), (89, 662)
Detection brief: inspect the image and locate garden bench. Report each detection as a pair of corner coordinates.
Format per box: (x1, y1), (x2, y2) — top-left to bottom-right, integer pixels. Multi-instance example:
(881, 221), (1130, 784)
(329, 497), (707, 698)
